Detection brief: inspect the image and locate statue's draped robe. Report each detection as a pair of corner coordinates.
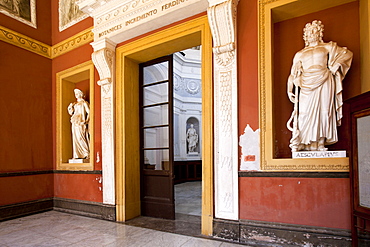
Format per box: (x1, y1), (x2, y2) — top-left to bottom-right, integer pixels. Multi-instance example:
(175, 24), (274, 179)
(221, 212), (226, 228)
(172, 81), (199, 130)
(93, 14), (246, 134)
(187, 128), (198, 152)
(71, 100), (90, 159)
(289, 42), (352, 148)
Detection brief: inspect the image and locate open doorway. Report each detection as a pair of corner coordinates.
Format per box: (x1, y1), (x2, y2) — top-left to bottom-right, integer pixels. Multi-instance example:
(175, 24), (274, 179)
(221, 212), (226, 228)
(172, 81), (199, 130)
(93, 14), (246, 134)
(115, 16), (213, 235)
(139, 47), (202, 221)
(173, 47), (202, 218)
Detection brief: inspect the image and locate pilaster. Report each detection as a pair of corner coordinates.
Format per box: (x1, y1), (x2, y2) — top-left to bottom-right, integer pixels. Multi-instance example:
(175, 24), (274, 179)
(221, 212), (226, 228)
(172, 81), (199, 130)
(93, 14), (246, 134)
(208, 0), (239, 220)
(91, 38), (117, 205)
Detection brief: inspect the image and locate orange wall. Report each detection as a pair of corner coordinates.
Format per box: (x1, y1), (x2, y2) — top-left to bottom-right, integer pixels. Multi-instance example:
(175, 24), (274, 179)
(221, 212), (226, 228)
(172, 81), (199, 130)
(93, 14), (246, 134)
(237, 0), (259, 133)
(54, 174), (103, 202)
(0, 174), (53, 206)
(239, 177), (351, 229)
(0, 42), (52, 173)
(0, 37), (53, 206)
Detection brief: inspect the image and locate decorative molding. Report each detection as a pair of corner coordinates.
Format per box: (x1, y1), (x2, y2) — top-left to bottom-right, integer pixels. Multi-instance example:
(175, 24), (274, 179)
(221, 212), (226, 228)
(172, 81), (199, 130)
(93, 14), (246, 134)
(0, 25), (94, 59)
(91, 38), (117, 205)
(0, 25), (50, 57)
(238, 171), (349, 178)
(52, 27), (94, 58)
(54, 170), (102, 174)
(0, 170), (53, 178)
(77, 0), (208, 43)
(208, 0), (239, 221)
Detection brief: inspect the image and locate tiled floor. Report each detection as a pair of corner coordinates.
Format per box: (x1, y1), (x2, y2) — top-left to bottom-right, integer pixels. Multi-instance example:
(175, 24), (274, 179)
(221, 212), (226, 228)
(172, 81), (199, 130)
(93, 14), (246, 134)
(0, 211), (246, 247)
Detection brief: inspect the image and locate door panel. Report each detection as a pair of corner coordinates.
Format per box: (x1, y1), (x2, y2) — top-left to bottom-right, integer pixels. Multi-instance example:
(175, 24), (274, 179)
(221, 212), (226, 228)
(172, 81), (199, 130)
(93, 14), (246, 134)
(140, 55), (174, 219)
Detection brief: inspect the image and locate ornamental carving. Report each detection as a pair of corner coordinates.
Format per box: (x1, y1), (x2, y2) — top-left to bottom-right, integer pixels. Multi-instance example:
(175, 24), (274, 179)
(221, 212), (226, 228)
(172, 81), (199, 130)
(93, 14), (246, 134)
(92, 47), (115, 87)
(208, 0), (238, 66)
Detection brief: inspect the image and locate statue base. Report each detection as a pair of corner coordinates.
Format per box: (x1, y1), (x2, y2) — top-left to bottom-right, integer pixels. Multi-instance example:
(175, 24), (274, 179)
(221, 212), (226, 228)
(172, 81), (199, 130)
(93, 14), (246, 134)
(292, 151), (346, 159)
(69, 158), (90, 163)
(187, 152), (199, 156)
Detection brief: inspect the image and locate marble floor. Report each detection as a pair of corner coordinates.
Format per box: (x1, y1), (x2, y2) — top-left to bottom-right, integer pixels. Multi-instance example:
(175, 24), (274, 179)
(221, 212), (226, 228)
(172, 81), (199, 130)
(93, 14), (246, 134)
(175, 181), (201, 216)
(0, 211), (247, 247)
(125, 181), (202, 237)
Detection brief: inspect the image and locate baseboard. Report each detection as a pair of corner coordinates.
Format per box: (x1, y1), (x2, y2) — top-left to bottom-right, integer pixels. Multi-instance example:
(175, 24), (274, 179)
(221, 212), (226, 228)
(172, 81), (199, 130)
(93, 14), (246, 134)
(213, 218), (354, 246)
(53, 197), (116, 221)
(0, 198), (53, 221)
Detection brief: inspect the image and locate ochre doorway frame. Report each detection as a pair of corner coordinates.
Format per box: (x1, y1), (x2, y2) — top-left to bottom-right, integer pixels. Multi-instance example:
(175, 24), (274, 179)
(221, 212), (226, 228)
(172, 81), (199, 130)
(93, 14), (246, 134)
(115, 15), (214, 235)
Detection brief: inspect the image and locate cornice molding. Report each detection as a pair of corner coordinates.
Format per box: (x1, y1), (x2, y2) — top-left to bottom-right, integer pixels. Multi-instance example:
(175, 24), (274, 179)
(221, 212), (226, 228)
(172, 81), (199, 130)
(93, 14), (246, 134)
(52, 27), (94, 58)
(0, 25), (50, 58)
(0, 25), (94, 59)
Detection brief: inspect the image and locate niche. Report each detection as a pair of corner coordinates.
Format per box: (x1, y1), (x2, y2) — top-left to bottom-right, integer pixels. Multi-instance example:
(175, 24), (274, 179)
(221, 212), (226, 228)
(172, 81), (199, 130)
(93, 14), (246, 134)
(56, 61), (95, 170)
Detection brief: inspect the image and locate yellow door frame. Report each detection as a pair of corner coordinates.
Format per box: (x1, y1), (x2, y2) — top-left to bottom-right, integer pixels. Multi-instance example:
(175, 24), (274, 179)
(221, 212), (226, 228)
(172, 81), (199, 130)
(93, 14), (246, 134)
(115, 15), (214, 235)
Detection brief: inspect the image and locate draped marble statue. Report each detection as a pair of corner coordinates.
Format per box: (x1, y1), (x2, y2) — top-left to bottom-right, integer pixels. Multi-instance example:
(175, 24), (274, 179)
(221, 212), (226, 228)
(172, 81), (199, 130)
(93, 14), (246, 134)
(187, 124), (198, 153)
(287, 20), (353, 152)
(68, 88), (90, 159)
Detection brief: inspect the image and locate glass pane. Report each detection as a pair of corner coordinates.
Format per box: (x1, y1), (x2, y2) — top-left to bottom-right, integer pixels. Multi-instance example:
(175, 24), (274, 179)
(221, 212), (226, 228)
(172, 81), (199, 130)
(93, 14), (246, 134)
(143, 61), (169, 85)
(357, 114), (370, 209)
(143, 82), (168, 106)
(144, 127), (169, 149)
(143, 104), (168, 127)
(143, 149), (170, 170)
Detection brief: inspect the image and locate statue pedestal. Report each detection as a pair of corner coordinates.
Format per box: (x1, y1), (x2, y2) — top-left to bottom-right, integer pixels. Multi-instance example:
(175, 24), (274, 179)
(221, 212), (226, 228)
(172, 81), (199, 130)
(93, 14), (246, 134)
(187, 152), (199, 156)
(69, 159), (90, 163)
(292, 151), (346, 159)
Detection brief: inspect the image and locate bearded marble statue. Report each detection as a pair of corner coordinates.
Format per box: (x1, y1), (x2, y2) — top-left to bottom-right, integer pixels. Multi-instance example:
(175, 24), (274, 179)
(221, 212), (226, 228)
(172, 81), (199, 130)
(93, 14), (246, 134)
(68, 88), (90, 159)
(187, 124), (198, 153)
(287, 20), (353, 152)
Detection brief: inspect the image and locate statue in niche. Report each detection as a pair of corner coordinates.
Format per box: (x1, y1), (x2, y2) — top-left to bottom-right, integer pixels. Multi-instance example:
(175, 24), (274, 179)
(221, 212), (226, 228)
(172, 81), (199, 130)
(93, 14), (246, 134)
(287, 20), (353, 152)
(187, 124), (198, 153)
(68, 88), (90, 160)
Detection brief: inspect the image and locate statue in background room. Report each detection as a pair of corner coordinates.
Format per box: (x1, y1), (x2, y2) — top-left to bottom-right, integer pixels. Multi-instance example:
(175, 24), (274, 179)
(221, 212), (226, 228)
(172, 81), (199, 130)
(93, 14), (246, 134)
(187, 124), (198, 153)
(68, 88), (90, 159)
(287, 20), (353, 152)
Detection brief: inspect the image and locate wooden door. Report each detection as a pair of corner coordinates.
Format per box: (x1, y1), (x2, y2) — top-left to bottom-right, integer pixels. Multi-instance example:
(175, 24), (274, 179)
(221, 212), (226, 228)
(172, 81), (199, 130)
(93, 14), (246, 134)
(139, 55), (175, 219)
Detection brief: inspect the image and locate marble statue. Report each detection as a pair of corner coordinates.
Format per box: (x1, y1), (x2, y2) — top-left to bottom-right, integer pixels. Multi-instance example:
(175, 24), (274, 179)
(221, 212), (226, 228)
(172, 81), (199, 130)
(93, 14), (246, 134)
(187, 124), (198, 153)
(68, 88), (90, 159)
(287, 20), (353, 152)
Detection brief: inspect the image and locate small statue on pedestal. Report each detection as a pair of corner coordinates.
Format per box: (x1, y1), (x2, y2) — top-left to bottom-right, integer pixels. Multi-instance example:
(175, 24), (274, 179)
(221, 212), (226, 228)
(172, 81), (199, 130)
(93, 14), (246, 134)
(68, 88), (90, 162)
(287, 20), (353, 152)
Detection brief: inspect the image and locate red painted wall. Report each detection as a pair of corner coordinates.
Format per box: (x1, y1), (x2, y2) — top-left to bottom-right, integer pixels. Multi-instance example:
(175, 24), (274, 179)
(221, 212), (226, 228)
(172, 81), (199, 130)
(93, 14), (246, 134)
(54, 174), (103, 202)
(52, 43), (103, 201)
(237, 1), (354, 230)
(239, 177), (351, 229)
(0, 174), (53, 206)
(0, 38), (53, 205)
(237, 0), (259, 133)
